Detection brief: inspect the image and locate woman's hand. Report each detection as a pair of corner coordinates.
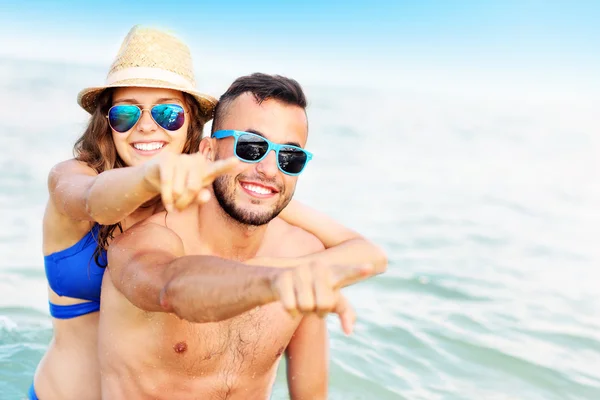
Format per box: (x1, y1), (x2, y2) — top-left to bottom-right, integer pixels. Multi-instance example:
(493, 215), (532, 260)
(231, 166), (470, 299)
(143, 152), (239, 212)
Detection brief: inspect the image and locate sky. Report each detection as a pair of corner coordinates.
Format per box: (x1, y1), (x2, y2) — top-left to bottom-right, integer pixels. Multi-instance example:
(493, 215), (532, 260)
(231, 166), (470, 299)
(1, 0), (599, 100)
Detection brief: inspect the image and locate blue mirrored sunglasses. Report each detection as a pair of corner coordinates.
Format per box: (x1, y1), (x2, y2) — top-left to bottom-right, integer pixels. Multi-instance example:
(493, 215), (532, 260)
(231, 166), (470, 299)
(107, 104), (186, 133)
(212, 130), (313, 176)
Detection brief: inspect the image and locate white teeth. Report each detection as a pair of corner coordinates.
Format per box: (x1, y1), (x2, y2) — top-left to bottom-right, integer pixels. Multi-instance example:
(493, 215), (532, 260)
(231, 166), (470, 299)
(242, 183), (272, 195)
(133, 142), (164, 151)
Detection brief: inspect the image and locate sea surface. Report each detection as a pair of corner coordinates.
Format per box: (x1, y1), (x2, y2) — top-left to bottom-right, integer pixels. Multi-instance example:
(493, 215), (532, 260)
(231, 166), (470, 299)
(0, 56), (599, 399)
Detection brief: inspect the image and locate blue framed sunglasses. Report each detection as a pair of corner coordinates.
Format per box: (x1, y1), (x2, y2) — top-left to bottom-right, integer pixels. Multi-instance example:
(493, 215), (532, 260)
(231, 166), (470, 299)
(212, 130), (313, 176)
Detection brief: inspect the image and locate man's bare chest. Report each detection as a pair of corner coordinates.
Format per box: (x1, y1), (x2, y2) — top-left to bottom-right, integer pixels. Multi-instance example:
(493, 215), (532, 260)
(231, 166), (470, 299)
(144, 303), (299, 375)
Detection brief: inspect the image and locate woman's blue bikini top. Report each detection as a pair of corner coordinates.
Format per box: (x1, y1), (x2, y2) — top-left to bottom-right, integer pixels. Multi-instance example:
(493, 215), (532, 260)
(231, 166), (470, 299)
(44, 224), (107, 319)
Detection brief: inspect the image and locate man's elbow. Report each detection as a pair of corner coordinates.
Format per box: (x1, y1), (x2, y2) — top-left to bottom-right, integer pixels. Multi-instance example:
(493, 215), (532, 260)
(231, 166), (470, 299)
(119, 276), (166, 312)
(108, 258), (167, 313)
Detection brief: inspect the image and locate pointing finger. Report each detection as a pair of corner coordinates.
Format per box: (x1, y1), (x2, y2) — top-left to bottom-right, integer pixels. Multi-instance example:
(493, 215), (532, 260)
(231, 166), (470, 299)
(201, 157), (240, 185)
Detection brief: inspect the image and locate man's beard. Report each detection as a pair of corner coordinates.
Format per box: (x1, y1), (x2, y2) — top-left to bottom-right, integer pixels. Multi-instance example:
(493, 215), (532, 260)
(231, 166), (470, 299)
(212, 175), (292, 226)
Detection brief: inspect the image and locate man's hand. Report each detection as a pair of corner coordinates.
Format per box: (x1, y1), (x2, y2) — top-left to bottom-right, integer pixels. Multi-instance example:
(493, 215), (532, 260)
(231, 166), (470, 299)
(269, 262), (373, 334)
(154, 257), (372, 327)
(142, 152), (239, 212)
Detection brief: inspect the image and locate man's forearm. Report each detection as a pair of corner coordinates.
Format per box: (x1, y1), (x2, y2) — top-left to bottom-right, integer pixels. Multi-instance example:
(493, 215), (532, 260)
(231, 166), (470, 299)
(159, 255), (278, 323)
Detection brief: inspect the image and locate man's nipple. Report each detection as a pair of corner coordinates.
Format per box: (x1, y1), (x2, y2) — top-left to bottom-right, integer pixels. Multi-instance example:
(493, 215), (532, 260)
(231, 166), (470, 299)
(173, 341), (188, 354)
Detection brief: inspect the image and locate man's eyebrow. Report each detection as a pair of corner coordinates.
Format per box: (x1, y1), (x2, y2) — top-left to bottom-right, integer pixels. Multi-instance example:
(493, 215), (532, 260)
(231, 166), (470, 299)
(245, 129), (302, 148)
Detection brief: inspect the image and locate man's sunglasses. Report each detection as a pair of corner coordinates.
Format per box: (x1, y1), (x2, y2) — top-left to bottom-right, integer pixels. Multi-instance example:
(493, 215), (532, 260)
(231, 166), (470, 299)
(211, 130), (313, 176)
(107, 104), (186, 133)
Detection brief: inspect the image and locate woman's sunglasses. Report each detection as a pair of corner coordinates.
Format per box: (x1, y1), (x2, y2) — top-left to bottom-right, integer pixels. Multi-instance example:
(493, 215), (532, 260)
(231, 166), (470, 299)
(107, 104), (186, 133)
(211, 130), (313, 176)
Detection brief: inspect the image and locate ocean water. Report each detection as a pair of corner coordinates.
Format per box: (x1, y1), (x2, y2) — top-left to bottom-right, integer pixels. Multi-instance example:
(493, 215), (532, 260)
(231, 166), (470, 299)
(1, 56), (600, 400)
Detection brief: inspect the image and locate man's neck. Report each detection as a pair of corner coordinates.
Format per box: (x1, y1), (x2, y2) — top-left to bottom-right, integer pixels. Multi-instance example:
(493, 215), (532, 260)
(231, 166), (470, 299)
(197, 200), (267, 262)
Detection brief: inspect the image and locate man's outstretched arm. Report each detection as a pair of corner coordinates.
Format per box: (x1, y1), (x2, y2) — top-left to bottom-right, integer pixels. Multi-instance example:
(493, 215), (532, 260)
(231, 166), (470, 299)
(107, 222), (278, 322)
(107, 222), (374, 323)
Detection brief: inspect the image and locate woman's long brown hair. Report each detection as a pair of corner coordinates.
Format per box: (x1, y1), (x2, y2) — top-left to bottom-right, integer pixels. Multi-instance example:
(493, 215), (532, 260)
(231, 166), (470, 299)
(72, 89), (208, 267)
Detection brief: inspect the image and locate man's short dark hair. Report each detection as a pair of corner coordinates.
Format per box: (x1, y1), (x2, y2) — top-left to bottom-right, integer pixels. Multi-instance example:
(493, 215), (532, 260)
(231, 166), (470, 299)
(211, 73), (307, 133)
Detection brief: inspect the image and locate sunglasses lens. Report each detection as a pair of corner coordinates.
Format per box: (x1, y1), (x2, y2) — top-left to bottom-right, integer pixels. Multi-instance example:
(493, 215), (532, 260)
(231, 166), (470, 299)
(236, 134), (269, 161)
(151, 104), (185, 131)
(108, 105), (141, 133)
(278, 147), (308, 174)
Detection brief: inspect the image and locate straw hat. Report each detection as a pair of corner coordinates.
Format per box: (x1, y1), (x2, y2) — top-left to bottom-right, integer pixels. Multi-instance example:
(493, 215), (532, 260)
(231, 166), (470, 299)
(77, 25), (217, 119)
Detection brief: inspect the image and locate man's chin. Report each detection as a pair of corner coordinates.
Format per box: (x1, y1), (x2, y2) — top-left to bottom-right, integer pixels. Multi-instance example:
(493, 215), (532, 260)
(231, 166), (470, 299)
(230, 206), (278, 226)
(214, 183), (285, 226)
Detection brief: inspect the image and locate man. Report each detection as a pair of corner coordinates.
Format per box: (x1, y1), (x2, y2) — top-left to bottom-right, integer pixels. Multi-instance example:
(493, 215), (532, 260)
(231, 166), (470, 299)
(99, 73), (378, 399)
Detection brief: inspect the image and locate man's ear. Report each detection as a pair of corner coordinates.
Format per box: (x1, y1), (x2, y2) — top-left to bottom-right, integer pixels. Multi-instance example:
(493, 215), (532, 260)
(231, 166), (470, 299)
(199, 137), (215, 160)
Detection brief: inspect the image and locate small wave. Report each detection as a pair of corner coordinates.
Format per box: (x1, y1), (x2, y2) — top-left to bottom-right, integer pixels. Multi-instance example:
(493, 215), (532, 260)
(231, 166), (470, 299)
(377, 274), (492, 302)
(516, 327), (600, 355)
(426, 330), (599, 399)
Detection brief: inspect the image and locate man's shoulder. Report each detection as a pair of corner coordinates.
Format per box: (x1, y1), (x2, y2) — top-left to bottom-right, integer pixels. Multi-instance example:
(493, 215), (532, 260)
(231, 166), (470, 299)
(266, 218), (325, 256)
(124, 212), (169, 235)
(113, 212), (181, 250)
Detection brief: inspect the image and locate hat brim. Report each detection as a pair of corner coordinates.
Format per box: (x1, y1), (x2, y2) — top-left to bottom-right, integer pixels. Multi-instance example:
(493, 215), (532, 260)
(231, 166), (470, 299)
(77, 79), (217, 120)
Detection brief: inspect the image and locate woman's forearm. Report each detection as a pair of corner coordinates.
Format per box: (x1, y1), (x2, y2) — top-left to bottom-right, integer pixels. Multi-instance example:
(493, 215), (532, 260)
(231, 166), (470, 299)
(279, 200), (359, 248)
(85, 165), (158, 224)
(251, 240), (387, 274)
(278, 200), (388, 273)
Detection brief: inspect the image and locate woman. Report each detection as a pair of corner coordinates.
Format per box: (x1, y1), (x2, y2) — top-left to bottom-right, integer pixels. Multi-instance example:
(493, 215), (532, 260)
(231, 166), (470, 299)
(31, 26), (386, 400)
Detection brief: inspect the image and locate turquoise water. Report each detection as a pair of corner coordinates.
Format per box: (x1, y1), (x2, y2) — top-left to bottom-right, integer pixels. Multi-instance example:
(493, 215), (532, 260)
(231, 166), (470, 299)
(1, 57), (600, 399)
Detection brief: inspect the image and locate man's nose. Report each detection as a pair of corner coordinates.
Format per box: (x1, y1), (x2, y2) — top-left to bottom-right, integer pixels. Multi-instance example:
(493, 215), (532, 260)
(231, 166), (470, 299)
(255, 150), (279, 178)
